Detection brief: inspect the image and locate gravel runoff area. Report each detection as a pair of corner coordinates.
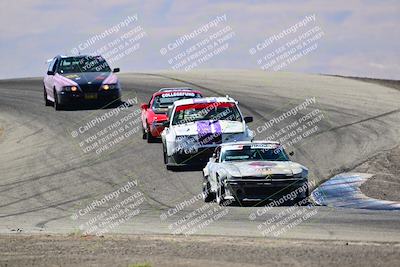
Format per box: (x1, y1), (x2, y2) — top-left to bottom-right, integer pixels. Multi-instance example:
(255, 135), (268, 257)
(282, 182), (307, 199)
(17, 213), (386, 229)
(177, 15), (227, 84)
(357, 145), (400, 202)
(1, 234), (399, 267)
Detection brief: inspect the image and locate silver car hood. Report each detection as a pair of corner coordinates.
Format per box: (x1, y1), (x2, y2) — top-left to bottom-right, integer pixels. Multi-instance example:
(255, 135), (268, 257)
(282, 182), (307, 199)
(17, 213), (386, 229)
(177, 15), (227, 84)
(221, 161), (307, 178)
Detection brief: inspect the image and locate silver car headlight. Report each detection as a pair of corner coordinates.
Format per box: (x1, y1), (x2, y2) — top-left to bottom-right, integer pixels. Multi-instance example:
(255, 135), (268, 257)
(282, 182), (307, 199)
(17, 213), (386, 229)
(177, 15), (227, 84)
(293, 172), (303, 178)
(293, 169), (308, 178)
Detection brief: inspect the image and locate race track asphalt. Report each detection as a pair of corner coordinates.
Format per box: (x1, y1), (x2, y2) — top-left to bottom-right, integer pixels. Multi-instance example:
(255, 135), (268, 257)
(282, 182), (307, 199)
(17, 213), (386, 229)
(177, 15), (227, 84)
(0, 70), (400, 244)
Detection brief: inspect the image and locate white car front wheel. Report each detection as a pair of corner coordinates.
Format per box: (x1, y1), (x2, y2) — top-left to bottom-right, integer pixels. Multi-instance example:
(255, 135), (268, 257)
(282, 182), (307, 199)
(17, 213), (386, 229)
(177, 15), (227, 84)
(216, 181), (227, 206)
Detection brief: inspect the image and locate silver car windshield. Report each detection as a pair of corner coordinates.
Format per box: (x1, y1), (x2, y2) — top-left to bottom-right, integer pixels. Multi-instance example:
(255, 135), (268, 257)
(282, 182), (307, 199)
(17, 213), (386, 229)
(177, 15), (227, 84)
(221, 146), (289, 162)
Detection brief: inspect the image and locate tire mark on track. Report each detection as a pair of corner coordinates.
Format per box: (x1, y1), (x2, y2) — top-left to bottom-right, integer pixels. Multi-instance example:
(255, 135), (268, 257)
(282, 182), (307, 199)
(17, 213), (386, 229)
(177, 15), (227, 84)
(0, 187), (63, 209)
(0, 195), (91, 219)
(315, 108), (400, 135)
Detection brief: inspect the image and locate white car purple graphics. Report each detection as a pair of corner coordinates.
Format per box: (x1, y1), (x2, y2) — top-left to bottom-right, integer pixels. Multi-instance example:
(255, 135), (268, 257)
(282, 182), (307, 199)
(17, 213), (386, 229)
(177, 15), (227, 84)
(161, 97), (254, 169)
(43, 55), (121, 110)
(202, 141), (309, 205)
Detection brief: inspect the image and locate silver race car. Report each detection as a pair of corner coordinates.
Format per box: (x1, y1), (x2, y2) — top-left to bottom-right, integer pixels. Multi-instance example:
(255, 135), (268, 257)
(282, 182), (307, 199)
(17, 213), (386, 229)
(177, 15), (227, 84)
(202, 141), (309, 205)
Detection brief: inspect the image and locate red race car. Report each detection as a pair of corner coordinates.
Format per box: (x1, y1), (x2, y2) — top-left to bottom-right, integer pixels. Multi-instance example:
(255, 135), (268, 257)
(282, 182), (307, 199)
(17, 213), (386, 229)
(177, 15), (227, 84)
(140, 87), (203, 142)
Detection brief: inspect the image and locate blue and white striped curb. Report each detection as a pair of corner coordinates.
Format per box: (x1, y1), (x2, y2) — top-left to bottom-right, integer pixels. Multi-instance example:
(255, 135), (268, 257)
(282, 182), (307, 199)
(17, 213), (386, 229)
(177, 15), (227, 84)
(311, 173), (400, 210)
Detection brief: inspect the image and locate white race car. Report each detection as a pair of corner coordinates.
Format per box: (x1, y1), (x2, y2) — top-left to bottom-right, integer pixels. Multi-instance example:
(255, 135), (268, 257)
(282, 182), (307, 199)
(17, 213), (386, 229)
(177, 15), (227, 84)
(161, 97), (254, 169)
(202, 141), (309, 205)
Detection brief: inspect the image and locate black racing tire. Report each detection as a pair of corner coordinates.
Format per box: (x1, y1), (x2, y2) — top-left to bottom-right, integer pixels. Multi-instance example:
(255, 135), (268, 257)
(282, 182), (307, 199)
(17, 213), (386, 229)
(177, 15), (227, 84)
(146, 126), (156, 143)
(163, 143), (173, 170)
(216, 179), (227, 206)
(163, 143), (168, 164)
(44, 88), (52, 106)
(296, 184), (310, 206)
(54, 90), (62, 110)
(202, 177), (215, 202)
(113, 98), (122, 107)
(142, 124), (147, 140)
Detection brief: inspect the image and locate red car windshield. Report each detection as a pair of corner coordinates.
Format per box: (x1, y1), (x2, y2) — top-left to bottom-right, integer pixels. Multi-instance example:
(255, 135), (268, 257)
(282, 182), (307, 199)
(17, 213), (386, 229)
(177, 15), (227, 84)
(152, 92), (202, 109)
(172, 102), (242, 125)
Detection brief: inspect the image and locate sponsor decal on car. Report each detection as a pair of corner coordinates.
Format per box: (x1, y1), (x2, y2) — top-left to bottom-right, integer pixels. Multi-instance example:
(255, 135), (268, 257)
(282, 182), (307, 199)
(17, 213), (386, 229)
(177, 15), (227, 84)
(193, 97), (220, 103)
(196, 121), (222, 136)
(161, 92), (196, 98)
(250, 144), (278, 149)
